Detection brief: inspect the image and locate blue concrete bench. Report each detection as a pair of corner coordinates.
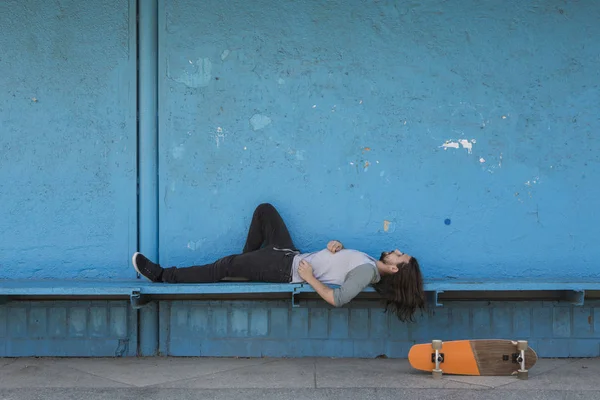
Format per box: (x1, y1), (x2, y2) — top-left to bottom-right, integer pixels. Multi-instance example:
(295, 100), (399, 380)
(1, 279), (597, 309)
(0, 280), (303, 309)
(298, 280), (596, 307)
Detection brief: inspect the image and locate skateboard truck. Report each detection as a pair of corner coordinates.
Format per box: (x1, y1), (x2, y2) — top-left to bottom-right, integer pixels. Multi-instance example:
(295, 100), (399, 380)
(515, 340), (528, 380)
(431, 339), (443, 379)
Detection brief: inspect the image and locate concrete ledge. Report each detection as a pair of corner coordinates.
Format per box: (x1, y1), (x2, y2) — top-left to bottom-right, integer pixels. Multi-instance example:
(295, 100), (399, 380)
(2, 279), (598, 308)
(0, 280), (303, 309)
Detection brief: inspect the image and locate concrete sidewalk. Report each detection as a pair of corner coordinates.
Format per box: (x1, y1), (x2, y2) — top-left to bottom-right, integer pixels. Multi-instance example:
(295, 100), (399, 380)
(0, 356), (598, 399)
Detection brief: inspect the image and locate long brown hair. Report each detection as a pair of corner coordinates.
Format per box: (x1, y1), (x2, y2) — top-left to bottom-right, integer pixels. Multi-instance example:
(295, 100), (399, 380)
(372, 257), (426, 322)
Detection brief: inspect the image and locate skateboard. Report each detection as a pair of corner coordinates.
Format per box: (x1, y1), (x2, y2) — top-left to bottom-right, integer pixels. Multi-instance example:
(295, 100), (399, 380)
(408, 339), (537, 380)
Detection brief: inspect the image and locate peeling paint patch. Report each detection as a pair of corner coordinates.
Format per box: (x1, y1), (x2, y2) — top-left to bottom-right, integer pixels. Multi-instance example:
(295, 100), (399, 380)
(214, 127), (226, 147)
(441, 139), (475, 154)
(250, 114), (272, 130)
(442, 142), (460, 150)
(383, 220), (397, 233)
(480, 157), (486, 163)
(458, 139), (473, 153)
(170, 57), (212, 88)
(221, 49), (230, 60)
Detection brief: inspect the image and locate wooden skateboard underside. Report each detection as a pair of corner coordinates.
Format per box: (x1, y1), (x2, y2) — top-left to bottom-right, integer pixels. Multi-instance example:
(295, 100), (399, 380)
(408, 339), (538, 376)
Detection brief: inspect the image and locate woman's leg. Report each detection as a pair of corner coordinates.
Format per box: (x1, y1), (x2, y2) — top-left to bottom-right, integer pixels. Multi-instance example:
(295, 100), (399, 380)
(242, 203), (297, 252)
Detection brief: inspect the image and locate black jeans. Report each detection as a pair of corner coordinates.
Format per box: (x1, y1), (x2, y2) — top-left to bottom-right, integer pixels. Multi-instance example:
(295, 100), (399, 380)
(161, 203), (299, 283)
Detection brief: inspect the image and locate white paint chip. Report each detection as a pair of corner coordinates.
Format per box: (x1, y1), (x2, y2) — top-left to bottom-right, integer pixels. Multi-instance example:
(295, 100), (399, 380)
(312, 105), (317, 108)
(442, 142), (460, 150)
(480, 157), (486, 163)
(458, 139), (473, 153)
(250, 114), (272, 131)
(221, 50), (230, 60)
(441, 139), (474, 154)
(215, 133), (225, 147)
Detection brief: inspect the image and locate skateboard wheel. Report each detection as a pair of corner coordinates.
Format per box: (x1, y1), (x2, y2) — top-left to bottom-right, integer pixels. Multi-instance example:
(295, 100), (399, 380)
(517, 341), (528, 351)
(517, 369), (528, 380)
(432, 340), (442, 350)
(432, 369), (443, 379)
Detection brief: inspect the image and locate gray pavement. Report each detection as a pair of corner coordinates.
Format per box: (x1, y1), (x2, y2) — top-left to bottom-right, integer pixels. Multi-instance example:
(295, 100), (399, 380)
(0, 356), (598, 399)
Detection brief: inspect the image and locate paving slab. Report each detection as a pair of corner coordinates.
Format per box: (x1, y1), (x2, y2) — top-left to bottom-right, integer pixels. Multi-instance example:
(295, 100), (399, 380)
(0, 358), (16, 368)
(0, 358), (131, 388)
(315, 357), (489, 389)
(157, 358), (316, 389)
(507, 358), (600, 391)
(44, 356), (270, 387)
(0, 356), (599, 397)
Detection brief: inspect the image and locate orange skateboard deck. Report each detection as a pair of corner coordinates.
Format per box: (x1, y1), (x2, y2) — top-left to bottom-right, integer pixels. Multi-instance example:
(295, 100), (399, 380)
(408, 339), (537, 379)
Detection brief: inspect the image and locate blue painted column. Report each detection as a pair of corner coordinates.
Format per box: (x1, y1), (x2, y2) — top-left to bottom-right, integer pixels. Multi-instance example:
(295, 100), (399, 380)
(138, 0), (159, 356)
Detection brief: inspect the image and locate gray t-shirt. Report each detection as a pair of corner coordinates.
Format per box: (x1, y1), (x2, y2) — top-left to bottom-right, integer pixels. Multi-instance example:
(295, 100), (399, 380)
(291, 249), (380, 306)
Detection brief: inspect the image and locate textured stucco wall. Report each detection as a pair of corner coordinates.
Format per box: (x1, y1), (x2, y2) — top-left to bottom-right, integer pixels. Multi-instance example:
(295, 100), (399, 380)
(0, 0), (137, 279)
(1, 0), (598, 282)
(158, 0), (599, 280)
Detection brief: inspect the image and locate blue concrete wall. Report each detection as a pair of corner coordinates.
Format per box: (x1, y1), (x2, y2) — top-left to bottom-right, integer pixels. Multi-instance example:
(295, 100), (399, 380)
(0, 0), (138, 279)
(158, 0), (599, 280)
(1, 0), (599, 359)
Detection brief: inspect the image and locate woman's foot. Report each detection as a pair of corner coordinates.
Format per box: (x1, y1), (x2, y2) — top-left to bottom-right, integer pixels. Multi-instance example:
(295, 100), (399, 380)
(132, 252), (163, 282)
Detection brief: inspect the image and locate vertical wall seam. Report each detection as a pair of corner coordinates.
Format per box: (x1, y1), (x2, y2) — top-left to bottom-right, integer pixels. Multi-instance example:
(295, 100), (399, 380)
(134, 0), (141, 355)
(137, 1), (159, 261)
(137, 0), (159, 357)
